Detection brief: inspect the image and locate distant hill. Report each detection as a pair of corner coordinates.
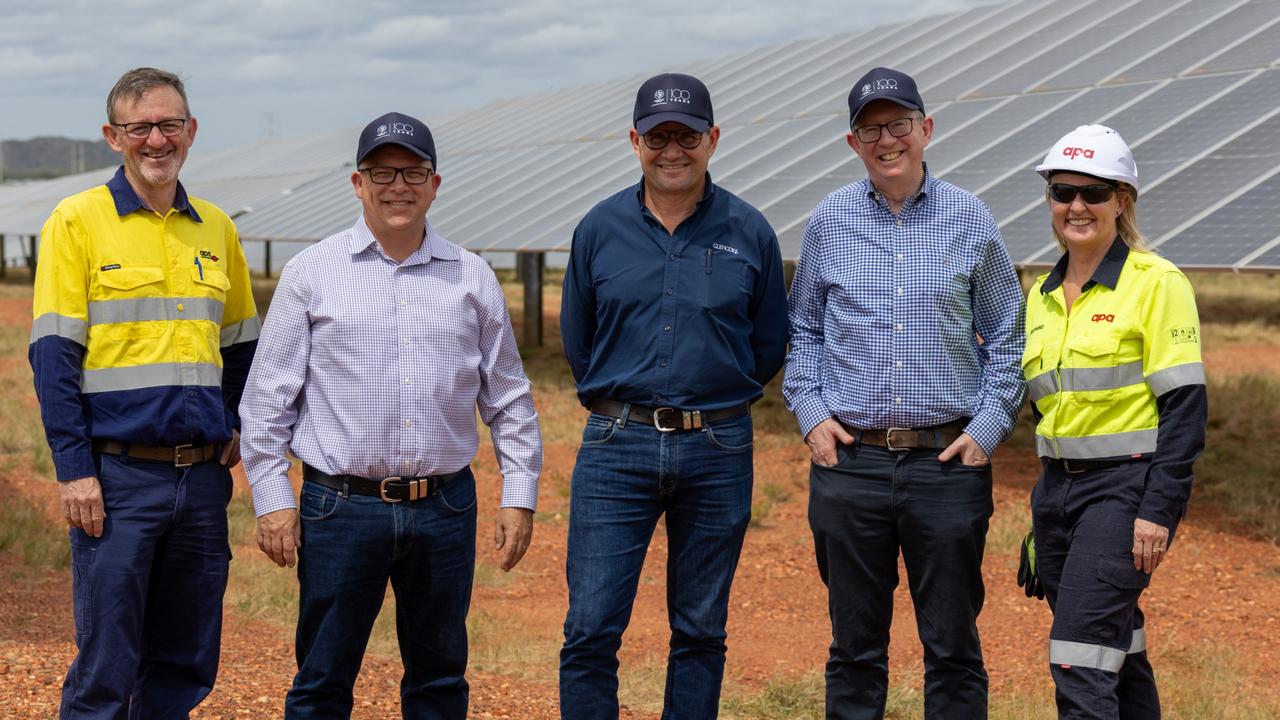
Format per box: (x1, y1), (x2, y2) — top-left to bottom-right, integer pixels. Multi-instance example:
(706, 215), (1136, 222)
(0, 137), (119, 181)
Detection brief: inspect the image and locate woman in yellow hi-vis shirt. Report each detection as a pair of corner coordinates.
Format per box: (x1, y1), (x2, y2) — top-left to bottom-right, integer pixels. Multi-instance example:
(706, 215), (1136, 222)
(1020, 125), (1207, 719)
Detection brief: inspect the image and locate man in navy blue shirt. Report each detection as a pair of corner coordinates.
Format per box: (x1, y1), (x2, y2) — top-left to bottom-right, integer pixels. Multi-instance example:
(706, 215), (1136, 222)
(559, 72), (788, 719)
(784, 67), (1026, 719)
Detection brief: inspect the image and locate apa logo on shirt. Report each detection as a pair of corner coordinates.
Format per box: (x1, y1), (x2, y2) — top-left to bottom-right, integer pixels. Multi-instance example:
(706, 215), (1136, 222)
(1091, 313), (1115, 323)
(1170, 326), (1199, 345)
(712, 243), (739, 255)
(199, 249), (220, 263)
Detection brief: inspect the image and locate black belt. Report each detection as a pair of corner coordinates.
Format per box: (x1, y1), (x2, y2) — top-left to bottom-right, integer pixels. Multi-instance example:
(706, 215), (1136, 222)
(92, 439), (219, 467)
(1046, 456), (1146, 474)
(302, 464), (468, 503)
(843, 419), (969, 451)
(590, 400), (749, 432)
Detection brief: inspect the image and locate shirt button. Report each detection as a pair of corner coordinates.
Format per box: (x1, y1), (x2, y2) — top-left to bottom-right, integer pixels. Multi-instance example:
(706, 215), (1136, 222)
(403, 420), (412, 428)
(665, 288), (673, 296)
(896, 220), (903, 227)
(404, 378), (411, 385)
(668, 254), (676, 261)
(895, 323), (903, 331)
(660, 360), (668, 367)
(896, 287), (903, 295)
(895, 397), (903, 404)
(176, 303), (185, 312)
(663, 325), (671, 332)
(896, 254), (904, 261)
(400, 301), (407, 308)
(896, 361), (903, 368)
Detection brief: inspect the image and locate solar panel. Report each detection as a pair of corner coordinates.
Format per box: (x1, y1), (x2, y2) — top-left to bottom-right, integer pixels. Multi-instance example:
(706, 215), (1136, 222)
(1154, 171), (1280, 267)
(1116, 0), (1280, 84)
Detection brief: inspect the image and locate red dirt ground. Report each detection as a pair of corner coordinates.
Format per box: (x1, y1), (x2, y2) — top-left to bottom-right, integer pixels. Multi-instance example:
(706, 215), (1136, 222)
(1, 294), (1278, 718)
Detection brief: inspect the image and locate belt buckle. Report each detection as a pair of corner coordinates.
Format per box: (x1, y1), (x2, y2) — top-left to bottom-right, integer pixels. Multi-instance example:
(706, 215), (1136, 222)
(379, 476), (403, 503)
(174, 443), (195, 467)
(653, 407), (690, 433)
(884, 428), (911, 452)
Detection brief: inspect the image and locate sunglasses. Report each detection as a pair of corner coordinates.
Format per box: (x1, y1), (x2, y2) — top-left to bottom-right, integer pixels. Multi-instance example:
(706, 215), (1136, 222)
(1047, 183), (1117, 205)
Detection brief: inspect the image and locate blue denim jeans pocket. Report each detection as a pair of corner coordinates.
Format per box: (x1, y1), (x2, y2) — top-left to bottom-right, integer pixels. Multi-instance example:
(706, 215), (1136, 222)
(299, 482), (343, 522)
(436, 472), (478, 513)
(704, 414), (753, 452)
(581, 413), (620, 446)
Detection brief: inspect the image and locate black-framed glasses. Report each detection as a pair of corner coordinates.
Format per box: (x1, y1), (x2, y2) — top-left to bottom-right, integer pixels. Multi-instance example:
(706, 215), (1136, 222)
(360, 166), (435, 185)
(642, 129), (705, 150)
(851, 116), (918, 144)
(1047, 183), (1116, 205)
(114, 118), (188, 140)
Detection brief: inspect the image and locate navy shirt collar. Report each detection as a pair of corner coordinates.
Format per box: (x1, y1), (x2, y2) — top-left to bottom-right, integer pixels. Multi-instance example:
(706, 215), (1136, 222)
(1041, 236), (1129, 294)
(635, 171), (717, 213)
(106, 166), (203, 223)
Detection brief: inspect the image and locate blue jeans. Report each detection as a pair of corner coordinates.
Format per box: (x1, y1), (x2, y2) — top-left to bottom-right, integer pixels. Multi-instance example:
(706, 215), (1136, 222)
(809, 442), (992, 720)
(61, 453), (233, 720)
(559, 410), (754, 720)
(1032, 459), (1167, 720)
(284, 468), (477, 720)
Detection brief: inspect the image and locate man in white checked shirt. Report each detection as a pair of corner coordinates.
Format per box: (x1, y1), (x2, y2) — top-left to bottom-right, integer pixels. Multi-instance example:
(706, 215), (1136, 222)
(239, 111), (543, 719)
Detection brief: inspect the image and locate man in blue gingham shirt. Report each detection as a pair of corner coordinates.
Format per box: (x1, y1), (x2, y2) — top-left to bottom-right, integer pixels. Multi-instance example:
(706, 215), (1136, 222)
(783, 68), (1025, 719)
(240, 112), (541, 718)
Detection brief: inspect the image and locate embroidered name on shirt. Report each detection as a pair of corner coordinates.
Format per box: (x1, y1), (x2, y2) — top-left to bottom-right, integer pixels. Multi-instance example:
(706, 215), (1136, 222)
(712, 243), (739, 255)
(100, 264), (121, 271)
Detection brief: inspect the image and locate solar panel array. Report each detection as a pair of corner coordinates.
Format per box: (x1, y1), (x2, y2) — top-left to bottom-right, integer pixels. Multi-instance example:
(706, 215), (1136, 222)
(1, 0), (1277, 271)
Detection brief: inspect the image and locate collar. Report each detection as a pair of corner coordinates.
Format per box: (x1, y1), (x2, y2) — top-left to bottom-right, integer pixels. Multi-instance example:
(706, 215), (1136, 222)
(864, 162), (932, 206)
(350, 216), (460, 265)
(1041, 236), (1129, 294)
(635, 171), (717, 212)
(105, 166), (202, 222)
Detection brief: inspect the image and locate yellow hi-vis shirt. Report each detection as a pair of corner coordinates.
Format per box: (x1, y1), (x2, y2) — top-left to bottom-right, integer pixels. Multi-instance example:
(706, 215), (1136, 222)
(30, 169), (259, 481)
(1023, 241), (1204, 460)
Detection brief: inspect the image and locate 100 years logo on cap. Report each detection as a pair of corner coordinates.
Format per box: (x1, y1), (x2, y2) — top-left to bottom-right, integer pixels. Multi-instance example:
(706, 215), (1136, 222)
(652, 88), (692, 106)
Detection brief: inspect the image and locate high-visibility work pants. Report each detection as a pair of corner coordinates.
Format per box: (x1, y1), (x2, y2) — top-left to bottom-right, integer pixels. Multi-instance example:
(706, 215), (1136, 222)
(1031, 458), (1175, 720)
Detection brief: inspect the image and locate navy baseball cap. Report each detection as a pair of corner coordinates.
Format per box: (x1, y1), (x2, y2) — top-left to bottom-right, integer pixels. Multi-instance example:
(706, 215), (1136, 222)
(847, 67), (925, 125)
(356, 111), (436, 167)
(633, 73), (714, 135)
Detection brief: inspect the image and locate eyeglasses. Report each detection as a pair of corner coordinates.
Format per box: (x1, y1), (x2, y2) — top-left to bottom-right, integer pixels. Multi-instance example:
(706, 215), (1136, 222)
(851, 116), (918, 144)
(360, 166), (435, 185)
(1047, 183), (1116, 205)
(113, 118), (188, 140)
(642, 129), (705, 150)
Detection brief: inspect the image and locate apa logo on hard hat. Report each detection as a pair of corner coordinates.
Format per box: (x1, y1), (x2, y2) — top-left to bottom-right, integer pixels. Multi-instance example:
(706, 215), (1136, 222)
(1035, 124), (1140, 195)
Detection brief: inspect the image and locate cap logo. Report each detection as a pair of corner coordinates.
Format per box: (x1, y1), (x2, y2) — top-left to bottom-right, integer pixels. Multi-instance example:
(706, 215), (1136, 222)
(1063, 146), (1095, 159)
(652, 87), (692, 106)
(375, 124), (389, 138)
(861, 83), (872, 96)
(388, 121), (415, 136)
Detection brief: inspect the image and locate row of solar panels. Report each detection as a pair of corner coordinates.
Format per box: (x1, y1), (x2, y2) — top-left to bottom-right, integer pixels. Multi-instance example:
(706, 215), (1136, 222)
(1, 0), (1277, 270)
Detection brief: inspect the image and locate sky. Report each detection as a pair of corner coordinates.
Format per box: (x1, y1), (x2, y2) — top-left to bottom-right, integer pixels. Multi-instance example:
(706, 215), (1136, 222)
(0, 0), (996, 152)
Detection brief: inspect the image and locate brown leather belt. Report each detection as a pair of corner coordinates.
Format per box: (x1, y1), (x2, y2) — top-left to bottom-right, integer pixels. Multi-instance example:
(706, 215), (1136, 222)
(303, 464), (468, 503)
(590, 400), (749, 432)
(91, 439), (220, 467)
(845, 419), (968, 451)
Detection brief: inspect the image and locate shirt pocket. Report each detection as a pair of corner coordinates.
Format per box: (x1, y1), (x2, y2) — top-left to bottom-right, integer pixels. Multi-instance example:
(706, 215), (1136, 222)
(1065, 333), (1122, 406)
(96, 267), (168, 341)
(191, 265), (230, 302)
(96, 266), (166, 299)
(697, 249), (751, 315)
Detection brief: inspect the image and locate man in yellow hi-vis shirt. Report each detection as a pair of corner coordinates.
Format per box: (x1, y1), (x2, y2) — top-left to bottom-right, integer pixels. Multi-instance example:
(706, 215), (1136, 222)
(29, 67), (258, 718)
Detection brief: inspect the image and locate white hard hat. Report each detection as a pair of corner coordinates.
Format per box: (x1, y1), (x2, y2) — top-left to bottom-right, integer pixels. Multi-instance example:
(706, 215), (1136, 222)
(1035, 124), (1139, 195)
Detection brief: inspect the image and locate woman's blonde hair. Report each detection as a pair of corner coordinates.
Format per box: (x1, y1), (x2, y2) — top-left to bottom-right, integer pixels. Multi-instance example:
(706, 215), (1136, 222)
(1049, 181), (1152, 254)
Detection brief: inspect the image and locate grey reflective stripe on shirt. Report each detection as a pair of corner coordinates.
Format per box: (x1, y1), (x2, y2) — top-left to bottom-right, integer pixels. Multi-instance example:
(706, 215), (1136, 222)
(1049, 639), (1127, 672)
(1028, 372), (1058, 403)
(1061, 361), (1145, 392)
(30, 313), (88, 345)
(220, 315), (261, 347)
(1147, 362), (1206, 396)
(81, 362), (222, 393)
(87, 297), (224, 326)
(1037, 428), (1159, 459)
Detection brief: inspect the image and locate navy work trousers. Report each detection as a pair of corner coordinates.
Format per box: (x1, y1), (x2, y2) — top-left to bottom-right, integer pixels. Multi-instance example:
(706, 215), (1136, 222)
(809, 441), (992, 720)
(1032, 459), (1171, 720)
(61, 453), (233, 720)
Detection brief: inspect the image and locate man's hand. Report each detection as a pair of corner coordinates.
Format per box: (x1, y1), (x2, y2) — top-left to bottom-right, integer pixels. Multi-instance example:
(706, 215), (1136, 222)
(937, 432), (990, 467)
(257, 508), (301, 568)
(805, 418), (854, 467)
(494, 507), (533, 572)
(1133, 518), (1170, 574)
(59, 476), (106, 538)
(220, 428), (242, 467)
